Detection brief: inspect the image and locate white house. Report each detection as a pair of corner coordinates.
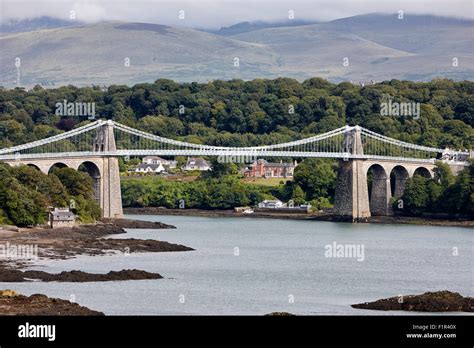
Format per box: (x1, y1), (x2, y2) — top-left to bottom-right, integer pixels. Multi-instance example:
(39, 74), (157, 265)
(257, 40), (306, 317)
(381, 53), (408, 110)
(182, 157), (211, 171)
(142, 156), (177, 169)
(257, 200), (284, 209)
(135, 163), (166, 173)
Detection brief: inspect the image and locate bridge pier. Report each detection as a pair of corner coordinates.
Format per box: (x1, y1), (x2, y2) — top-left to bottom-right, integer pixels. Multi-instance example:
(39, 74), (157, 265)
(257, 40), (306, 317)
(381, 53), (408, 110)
(333, 159), (371, 221)
(99, 156), (123, 219)
(333, 126), (371, 221)
(391, 166), (410, 200)
(369, 168), (392, 216)
(93, 120), (123, 219)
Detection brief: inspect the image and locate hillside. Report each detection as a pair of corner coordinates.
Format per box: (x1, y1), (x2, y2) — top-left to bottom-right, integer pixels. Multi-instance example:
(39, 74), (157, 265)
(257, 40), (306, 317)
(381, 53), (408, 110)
(205, 19), (319, 36)
(0, 22), (278, 87)
(232, 14), (474, 82)
(0, 16), (83, 35)
(0, 14), (473, 87)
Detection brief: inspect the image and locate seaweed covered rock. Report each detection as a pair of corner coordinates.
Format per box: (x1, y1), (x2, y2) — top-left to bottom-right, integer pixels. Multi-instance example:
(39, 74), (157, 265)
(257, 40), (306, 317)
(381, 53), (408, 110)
(352, 291), (473, 312)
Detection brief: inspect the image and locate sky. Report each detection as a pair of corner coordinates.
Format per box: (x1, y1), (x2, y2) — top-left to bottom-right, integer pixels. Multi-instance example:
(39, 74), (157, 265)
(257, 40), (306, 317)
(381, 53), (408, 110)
(1, 0), (473, 28)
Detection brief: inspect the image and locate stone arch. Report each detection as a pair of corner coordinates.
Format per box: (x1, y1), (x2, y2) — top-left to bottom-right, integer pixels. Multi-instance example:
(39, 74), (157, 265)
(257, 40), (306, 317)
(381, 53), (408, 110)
(78, 161), (101, 205)
(48, 162), (69, 174)
(390, 165), (410, 198)
(367, 164), (390, 215)
(413, 166), (432, 178)
(26, 163), (41, 171)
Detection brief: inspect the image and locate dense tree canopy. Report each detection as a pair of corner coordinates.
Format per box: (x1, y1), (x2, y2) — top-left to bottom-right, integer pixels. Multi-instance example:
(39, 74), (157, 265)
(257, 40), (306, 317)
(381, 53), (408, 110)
(399, 161), (473, 216)
(292, 159), (337, 201)
(0, 164), (101, 226)
(121, 175), (269, 210)
(0, 78), (472, 150)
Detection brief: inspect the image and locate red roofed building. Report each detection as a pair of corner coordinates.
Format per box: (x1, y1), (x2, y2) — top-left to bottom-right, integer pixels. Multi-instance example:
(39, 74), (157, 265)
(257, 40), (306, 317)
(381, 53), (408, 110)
(244, 159), (297, 178)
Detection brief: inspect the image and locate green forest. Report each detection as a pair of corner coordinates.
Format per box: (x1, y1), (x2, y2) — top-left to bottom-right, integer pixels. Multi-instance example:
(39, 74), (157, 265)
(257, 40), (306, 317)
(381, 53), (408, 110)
(0, 78), (472, 149)
(0, 77), (473, 222)
(398, 161), (473, 216)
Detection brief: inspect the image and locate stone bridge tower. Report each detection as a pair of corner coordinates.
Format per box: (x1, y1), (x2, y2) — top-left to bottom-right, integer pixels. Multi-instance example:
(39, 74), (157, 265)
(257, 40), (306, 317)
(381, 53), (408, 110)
(333, 126), (371, 221)
(93, 120), (123, 219)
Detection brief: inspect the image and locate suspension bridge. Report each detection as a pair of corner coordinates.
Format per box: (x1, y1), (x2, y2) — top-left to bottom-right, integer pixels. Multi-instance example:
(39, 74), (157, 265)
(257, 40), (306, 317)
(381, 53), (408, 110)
(0, 120), (470, 221)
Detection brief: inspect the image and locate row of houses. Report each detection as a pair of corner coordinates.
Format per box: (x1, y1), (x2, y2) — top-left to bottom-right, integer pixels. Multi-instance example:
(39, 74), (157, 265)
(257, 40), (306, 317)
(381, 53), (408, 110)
(134, 156), (297, 177)
(134, 156), (211, 173)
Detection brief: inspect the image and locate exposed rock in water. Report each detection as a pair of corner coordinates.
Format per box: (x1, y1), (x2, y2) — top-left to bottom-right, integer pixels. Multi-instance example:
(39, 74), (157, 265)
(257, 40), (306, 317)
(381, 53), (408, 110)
(264, 312), (296, 316)
(352, 291), (473, 312)
(0, 219), (192, 287)
(0, 269), (163, 282)
(32, 223), (127, 239)
(0, 291), (104, 315)
(102, 218), (176, 229)
(0, 224), (193, 263)
(61, 238), (194, 256)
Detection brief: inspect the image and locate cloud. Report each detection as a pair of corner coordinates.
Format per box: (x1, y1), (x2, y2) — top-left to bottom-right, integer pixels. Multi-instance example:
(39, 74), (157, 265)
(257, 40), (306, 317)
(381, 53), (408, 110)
(1, 0), (473, 28)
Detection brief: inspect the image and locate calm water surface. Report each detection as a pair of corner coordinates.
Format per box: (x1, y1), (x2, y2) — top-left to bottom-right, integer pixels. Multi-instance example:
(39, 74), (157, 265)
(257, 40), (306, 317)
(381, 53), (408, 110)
(3, 214), (472, 315)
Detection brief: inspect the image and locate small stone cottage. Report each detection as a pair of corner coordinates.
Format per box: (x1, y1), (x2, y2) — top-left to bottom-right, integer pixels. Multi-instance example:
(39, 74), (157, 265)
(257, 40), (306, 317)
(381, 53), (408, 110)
(49, 208), (75, 228)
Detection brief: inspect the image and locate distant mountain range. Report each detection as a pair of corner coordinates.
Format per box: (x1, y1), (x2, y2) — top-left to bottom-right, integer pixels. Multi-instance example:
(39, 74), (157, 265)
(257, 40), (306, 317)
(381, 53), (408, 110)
(0, 16), (83, 35)
(204, 19), (319, 36)
(0, 14), (472, 87)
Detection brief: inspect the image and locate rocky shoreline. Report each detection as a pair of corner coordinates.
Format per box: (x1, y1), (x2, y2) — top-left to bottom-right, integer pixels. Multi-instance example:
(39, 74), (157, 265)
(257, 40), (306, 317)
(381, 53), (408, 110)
(124, 207), (474, 227)
(0, 218), (194, 314)
(0, 290), (104, 315)
(101, 218), (176, 229)
(352, 291), (473, 312)
(0, 220), (192, 267)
